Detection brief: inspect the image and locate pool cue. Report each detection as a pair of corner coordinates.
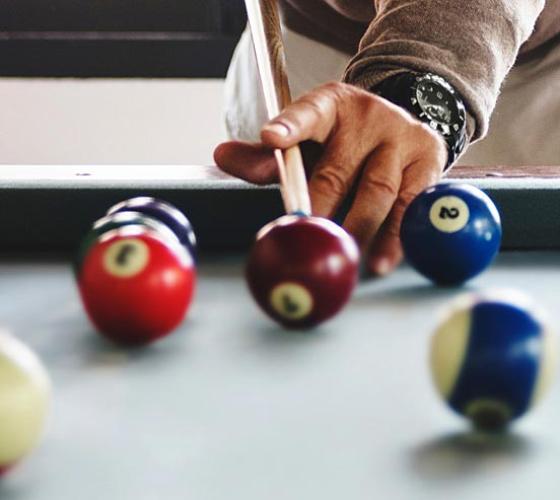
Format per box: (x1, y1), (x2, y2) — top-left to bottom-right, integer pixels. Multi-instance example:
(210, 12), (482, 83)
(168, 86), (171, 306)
(244, 0), (312, 215)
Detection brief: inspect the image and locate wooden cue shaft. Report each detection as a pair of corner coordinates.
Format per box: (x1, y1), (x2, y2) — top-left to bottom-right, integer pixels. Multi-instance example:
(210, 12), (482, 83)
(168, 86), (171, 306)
(244, 0), (312, 215)
(259, 0), (291, 108)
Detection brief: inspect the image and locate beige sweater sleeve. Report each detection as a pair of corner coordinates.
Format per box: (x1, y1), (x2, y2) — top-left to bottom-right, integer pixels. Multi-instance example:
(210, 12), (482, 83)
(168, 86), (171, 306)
(343, 0), (546, 141)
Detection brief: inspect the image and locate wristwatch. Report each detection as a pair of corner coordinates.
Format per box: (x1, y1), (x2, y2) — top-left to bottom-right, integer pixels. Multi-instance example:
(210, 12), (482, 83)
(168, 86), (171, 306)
(372, 72), (468, 170)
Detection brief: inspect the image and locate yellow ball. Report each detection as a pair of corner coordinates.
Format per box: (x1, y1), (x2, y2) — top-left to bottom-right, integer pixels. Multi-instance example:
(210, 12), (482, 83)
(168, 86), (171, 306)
(0, 330), (51, 473)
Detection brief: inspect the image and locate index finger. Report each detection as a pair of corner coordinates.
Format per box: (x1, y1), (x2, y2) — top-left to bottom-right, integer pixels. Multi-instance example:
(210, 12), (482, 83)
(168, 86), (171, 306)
(260, 84), (340, 148)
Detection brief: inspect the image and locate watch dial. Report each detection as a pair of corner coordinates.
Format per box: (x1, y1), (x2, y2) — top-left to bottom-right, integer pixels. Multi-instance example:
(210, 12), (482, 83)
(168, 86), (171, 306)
(416, 82), (459, 125)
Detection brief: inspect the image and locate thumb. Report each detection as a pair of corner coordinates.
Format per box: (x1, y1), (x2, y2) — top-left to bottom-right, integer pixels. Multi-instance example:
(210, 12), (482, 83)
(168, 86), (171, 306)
(214, 141), (278, 185)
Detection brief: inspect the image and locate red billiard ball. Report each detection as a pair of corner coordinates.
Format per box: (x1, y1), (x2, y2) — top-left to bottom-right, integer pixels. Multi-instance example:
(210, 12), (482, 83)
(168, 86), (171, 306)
(246, 215), (360, 328)
(74, 211), (181, 277)
(78, 226), (196, 345)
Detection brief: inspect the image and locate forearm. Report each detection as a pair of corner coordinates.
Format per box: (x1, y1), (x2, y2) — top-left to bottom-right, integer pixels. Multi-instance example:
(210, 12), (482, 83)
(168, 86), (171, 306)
(343, 0), (545, 141)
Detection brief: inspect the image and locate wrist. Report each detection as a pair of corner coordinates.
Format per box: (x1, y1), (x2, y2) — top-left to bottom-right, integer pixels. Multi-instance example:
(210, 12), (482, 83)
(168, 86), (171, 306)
(370, 72), (468, 170)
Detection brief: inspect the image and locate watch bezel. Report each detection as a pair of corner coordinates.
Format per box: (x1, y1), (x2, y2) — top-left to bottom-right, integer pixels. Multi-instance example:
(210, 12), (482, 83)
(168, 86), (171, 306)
(409, 74), (467, 139)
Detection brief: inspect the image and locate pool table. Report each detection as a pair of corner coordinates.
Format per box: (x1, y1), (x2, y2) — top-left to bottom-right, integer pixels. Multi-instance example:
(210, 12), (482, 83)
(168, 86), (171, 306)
(0, 164), (559, 499)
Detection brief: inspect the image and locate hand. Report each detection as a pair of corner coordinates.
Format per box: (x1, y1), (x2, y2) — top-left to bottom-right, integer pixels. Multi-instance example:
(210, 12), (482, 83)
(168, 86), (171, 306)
(215, 82), (448, 276)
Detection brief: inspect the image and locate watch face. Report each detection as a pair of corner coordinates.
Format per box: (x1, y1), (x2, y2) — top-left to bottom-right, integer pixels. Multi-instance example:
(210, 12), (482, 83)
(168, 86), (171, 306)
(416, 81), (459, 127)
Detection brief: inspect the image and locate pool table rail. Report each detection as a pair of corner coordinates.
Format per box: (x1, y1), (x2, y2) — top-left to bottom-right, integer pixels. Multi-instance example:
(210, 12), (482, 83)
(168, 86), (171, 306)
(0, 164), (558, 254)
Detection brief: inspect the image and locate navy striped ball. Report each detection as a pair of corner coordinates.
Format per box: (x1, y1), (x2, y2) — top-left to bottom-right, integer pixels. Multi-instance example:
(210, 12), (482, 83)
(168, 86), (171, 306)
(430, 290), (558, 430)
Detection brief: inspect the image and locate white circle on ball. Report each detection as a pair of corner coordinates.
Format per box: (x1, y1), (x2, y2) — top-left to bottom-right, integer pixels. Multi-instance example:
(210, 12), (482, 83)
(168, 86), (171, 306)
(270, 283), (314, 320)
(103, 238), (149, 278)
(429, 196), (470, 233)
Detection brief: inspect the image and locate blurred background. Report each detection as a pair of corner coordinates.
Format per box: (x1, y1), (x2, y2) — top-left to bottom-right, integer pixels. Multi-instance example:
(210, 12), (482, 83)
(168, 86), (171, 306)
(0, 0), (247, 166)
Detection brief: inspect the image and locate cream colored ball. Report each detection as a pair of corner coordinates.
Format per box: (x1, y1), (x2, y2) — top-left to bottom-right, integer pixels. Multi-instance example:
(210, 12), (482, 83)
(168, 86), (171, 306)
(0, 330), (51, 472)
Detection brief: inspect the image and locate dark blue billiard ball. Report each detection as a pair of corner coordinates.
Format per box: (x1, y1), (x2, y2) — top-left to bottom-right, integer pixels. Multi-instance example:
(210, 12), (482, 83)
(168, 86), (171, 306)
(107, 197), (197, 258)
(431, 290), (558, 430)
(400, 183), (502, 285)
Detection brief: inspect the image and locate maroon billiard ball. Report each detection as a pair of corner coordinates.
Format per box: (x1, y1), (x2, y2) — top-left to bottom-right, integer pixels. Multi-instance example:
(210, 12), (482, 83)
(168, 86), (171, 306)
(78, 226), (196, 345)
(246, 215), (360, 328)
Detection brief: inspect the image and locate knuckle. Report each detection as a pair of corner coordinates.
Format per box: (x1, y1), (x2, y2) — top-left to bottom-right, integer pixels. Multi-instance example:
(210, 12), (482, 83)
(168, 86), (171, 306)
(356, 98), (379, 123)
(317, 83), (386, 126)
(392, 190), (417, 217)
(320, 82), (359, 111)
(298, 96), (329, 121)
(362, 91), (383, 111)
(353, 91), (387, 123)
(397, 189), (418, 208)
(321, 81), (350, 97)
(361, 174), (399, 199)
(312, 165), (350, 197)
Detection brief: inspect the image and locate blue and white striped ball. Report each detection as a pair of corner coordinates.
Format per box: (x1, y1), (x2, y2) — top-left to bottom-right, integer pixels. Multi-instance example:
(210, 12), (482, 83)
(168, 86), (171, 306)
(401, 183), (502, 285)
(430, 290), (558, 430)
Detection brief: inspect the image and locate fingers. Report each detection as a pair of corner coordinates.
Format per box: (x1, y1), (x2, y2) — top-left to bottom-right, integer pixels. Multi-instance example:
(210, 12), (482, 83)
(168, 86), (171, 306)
(214, 141), (278, 185)
(289, 87), (388, 219)
(306, 136), (366, 219)
(367, 158), (443, 276)
(342, 146), (402, 250)
(260, 83), (343, 148)
(255, 83), (401, 221)
(216, 80), (449, 282)
(367, 225), (404, 276)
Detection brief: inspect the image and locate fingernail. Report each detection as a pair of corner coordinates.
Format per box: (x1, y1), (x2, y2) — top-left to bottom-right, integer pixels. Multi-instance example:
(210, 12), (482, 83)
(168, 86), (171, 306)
(263, 122), (291, 137)
(371, 257), (392, 276)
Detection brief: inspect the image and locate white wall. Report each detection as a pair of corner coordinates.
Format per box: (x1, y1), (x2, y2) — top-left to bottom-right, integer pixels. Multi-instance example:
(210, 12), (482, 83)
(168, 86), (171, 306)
(0, 78), (227, 166)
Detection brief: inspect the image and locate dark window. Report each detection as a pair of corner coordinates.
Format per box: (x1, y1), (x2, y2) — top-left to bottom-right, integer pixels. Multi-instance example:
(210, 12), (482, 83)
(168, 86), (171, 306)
(0, 0), (247, 77)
